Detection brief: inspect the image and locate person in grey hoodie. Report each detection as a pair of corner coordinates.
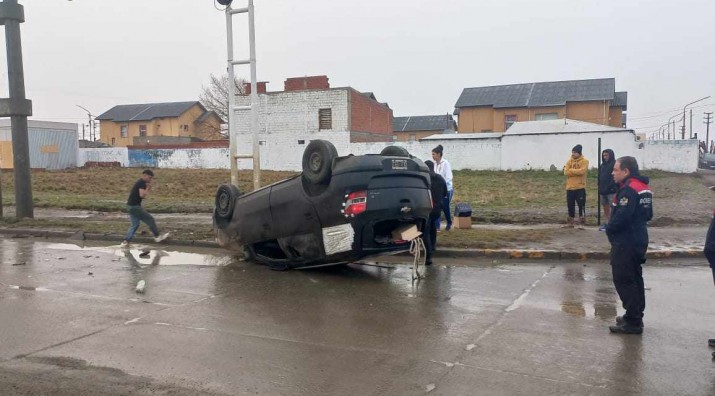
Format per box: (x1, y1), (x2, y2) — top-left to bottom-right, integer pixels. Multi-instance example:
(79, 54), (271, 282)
(598, 149), (618, 231)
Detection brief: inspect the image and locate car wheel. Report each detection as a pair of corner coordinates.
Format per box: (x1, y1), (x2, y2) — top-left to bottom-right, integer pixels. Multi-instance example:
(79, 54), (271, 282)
(242, 245), (255, 261)
(215, 184), (241, 221)
(380, 146), (410, 157)
(302, 140), (337, 184)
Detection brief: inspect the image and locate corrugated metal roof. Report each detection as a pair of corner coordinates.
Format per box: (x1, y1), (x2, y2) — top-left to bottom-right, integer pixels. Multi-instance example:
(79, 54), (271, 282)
(420, 132), (503, 140)
(96, 101), (201, 122)
(455, 78), (616, 109)
(393, 115), (456, 132)
(503, 118), (630, 136)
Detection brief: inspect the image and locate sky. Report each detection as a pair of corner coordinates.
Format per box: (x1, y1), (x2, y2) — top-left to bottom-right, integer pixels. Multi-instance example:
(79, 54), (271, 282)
(3, 0), (714, 140)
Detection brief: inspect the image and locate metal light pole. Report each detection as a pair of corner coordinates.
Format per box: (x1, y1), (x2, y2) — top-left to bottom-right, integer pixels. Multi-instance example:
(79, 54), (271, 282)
(77, 105), (94, 143)
(682, 96), (710, 139)
(0, 0), (33, 219)
(667, 113), (683, 140)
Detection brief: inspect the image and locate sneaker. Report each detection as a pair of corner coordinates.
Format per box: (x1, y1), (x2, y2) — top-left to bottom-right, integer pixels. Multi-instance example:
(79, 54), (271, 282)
(598, 224), (607, 231)
(445, 224), (452, 231)
(154, 232), (170, 243)
(708, 339), (715, 347)
(609, 323), (643, 334)
(120, 240), (130, 247)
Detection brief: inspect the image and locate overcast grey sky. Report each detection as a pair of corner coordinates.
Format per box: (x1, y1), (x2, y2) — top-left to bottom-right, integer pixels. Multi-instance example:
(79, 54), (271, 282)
(6, 0), (715, 138)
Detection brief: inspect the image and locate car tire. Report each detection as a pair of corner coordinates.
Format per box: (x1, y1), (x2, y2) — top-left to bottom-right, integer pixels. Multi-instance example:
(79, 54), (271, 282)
(302, 140), (338, 184)
(214, 184), (241, 221)
(380, 146), (410, 157)
(242, 245), (255, 261)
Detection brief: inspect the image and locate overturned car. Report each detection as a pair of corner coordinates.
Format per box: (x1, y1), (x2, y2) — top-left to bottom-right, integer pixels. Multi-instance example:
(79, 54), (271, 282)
(213, 140), (432, 270)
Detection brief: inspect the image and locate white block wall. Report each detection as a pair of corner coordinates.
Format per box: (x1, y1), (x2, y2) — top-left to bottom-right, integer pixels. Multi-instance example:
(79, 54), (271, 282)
(154, 148), (231, 169)
(79, 135), (699, 173)
(78, 147), (129, 167)
(501, 132), (641, 171)
(639, 139), (698, 173)
(235, 131), (351, 171)
(233, 89), (349, 136)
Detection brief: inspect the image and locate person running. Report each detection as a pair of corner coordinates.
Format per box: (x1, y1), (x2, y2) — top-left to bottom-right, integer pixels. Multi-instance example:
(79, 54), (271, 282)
(121, 169), (170, 247)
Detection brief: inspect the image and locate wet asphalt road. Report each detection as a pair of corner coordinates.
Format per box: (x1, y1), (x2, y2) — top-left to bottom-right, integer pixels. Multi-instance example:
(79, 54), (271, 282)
(0, 237), (714, 395)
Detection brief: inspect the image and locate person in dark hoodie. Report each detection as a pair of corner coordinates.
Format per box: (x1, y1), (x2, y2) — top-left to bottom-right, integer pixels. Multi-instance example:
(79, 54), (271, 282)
(604, 156), (653, 334)
(423, 160), (448, 265)
(702, 208), (715, 357)
(598, 149), (618, 231)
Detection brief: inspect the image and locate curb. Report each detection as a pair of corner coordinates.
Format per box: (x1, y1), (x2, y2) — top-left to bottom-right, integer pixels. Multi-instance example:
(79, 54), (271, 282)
(0, 228), (220, 249)
(428, 248), (704, 261)
(0, 228), (704, 261)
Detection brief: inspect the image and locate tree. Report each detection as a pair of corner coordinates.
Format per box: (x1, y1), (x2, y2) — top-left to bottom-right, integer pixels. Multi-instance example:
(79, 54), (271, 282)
(199, 73), (247, 136)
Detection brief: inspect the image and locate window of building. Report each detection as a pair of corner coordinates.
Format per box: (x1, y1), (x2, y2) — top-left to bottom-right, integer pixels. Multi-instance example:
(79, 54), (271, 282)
(181, 124), (189, 132)
(504, 115), (517, 131)
(392, 135), (398, 141)
(319, 108), (332, 130)
(111, 138), (116, 146)
(120, 125), (128, 138)
(139, 125), (147, 137)
(535, 113), (559, 121)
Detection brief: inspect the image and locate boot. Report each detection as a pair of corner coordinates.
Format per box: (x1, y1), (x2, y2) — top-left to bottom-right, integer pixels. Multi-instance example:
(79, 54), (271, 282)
(561, 217), (574, 228)
(577, 216), (586, 230)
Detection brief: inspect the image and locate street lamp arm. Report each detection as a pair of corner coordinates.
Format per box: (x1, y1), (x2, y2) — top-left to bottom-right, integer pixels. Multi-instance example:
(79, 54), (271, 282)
(76, 104), (93, 117)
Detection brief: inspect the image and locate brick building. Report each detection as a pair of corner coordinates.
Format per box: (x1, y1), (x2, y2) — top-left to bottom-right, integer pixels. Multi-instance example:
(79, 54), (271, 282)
(97, 101), (224, 147)
(233, 75), (393, 142)
(454, 78), (627, 133)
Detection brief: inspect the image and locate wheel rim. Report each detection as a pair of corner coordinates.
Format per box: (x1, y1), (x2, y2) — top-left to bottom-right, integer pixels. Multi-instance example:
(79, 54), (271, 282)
(217, 190), (231, 217)
(309, 152), (322, 172)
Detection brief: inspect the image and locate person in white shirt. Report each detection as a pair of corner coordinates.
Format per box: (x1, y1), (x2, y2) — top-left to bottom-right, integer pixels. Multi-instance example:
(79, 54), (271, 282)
(431, 145), (454, 231)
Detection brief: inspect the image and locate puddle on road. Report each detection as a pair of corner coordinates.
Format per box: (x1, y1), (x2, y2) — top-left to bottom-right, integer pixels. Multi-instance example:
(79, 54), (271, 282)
(41, 242), (234, 267)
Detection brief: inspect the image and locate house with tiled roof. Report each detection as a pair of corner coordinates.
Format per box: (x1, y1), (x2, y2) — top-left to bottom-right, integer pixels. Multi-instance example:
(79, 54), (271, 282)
(392, 114), (456, 142)
(97, 101), (224, 147)
(454, 78), (627, 133)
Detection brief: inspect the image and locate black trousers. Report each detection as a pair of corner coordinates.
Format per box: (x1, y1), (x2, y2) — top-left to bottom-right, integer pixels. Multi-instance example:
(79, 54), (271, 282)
(703, 216), (715, 266)
(610, 244), (646, 326)
(422, 211), (440, 260)
(566, 188), (586, 218)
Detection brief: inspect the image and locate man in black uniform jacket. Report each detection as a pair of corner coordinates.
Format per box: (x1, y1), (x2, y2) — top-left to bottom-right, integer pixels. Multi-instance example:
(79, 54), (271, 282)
(702, 208), (715, 357)
(121, 169), (170, 247)
(604, 156), (653, 334)
(423, 160), (448, 265)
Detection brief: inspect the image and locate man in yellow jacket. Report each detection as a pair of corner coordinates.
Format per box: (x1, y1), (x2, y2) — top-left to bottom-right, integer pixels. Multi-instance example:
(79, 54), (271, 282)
(563, 144), (589, 229)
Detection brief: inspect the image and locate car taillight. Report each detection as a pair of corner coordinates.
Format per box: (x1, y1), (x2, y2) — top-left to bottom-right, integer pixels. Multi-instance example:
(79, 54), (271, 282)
(343, 190), (367, 218)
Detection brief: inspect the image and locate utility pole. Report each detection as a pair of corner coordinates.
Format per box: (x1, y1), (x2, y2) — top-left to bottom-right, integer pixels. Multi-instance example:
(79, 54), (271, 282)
(0, 0), (33, 219)
(707, 115), (713, 152)
(682, 96), (710, 140)
(77, 105), (94, 143)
